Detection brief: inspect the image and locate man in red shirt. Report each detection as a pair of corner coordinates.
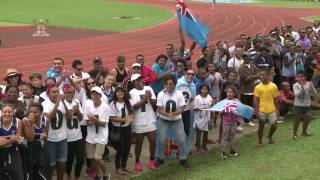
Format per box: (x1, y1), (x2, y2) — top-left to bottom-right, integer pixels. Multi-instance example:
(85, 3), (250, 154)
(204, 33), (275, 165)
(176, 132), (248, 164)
(278, 82), (294, 118)
(135, 54), (156, 86)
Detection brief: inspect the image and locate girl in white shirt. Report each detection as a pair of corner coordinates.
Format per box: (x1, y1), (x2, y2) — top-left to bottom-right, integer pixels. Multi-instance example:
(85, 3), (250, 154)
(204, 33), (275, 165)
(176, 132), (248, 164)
(109, 86), (133, 175)
(63, 85), (84, 180)
(194, 84), (213, 152)
(129, 74), (157, 172)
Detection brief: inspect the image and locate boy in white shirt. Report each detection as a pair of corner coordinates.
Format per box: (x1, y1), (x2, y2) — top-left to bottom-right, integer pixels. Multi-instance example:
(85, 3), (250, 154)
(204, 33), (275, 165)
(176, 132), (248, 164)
(83, 86), (110, 180)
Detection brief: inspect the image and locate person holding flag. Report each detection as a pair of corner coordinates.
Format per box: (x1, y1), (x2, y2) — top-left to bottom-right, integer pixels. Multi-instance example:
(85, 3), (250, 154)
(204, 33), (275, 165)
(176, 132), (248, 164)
(176, 0), (209, 48)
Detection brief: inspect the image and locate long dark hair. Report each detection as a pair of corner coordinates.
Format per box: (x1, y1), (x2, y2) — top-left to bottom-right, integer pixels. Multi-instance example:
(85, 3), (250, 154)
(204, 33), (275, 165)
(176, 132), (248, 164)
(110, 86), (133, 115)
(84, 78), (95, 99)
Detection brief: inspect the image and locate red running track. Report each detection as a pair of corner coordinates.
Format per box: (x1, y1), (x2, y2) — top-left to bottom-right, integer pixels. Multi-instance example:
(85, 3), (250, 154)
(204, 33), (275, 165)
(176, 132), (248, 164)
(0, 0), (319, 81)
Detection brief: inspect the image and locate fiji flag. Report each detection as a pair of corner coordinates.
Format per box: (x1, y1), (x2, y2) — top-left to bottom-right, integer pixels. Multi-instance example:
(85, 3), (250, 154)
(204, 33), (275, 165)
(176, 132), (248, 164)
(176, 0), (209, 48)
(202, 99), (254, 120)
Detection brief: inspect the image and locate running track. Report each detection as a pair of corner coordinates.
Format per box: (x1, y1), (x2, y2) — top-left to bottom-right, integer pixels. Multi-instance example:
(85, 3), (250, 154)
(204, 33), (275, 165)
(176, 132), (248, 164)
(0, 0), (319, 81)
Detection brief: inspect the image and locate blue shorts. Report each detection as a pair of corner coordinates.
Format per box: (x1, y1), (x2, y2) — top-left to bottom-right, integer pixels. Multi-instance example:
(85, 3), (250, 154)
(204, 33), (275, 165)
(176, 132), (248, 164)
(45, 139), (68, 166)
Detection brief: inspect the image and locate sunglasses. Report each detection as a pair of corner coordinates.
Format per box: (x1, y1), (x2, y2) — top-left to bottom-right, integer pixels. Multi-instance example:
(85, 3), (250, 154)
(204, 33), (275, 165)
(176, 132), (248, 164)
(87, 82), (96, 85)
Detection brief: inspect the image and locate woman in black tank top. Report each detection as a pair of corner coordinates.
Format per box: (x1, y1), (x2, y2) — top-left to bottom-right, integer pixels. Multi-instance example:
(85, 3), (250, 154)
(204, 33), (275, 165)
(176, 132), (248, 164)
(112, 56), (128, 86)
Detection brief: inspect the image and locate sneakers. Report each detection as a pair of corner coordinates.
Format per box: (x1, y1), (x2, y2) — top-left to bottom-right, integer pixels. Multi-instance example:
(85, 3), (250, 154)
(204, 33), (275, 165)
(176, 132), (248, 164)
(155, 159), (165, 167)
(219, 152), (227, 160)
(103, 173), (111, 180)
(85, 168), (96, 178)
(301, 132), (313, 137)
(148, 160), (157, 170)
(245, 122), (255, 127)
(230, 151), (239, 157)
(179, 160), (190, 168)
(135, 162), (143, 172)
(236, 126), (243, 131)
(293, 135), (298, 140)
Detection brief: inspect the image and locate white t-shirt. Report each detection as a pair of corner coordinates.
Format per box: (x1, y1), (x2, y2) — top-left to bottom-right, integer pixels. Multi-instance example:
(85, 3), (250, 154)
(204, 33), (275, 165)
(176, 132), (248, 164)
(83, 100), (109, 144)
(227, 57), (243, 72)
(156, 90), (185, 121)
(193, 95), (213, 131)
(18, 95), (40, 109)
(40, 89), (63, 102)
(208, 72), (222, 99)
(42, 99), (67, 142)
(64, 99), (83, 142)
(291, 31), (300, 42)
(71, 72), (90, 80)
(313, 26), (320, 34)
(130, 86), (156, 126)
(109, 101), (131, 127)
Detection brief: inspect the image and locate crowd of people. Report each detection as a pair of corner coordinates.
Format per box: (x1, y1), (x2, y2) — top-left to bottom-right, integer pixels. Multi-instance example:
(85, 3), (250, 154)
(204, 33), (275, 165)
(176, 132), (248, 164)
(0, 20), (319, 180)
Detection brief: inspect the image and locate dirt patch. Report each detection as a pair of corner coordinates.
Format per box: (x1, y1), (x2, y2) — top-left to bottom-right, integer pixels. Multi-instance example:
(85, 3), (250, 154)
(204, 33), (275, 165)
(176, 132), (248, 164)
(0, 26), (113, 48)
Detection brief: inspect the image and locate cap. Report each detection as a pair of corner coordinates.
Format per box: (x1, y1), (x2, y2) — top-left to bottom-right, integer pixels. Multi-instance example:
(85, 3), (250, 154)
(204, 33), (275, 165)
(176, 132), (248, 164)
(90, 86), (103, 95)
(93, 57), (102, 64)
(132, 63), (141, 68)
(252, 38), (262, 45)
(131, 74), (142, 81)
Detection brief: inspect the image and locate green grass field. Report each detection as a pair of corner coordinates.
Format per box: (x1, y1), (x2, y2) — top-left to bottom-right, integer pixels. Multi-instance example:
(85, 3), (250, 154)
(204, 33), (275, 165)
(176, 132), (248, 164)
(133, 112), (320, 180)
(0, 0), (173, 31)
(252, 0), (320, 9)
(303, 16), (320, 22)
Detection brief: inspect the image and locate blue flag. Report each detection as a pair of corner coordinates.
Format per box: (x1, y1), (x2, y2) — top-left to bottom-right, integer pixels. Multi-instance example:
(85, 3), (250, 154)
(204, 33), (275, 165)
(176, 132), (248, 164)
(202, 99), (254, 120)
(176, 0), (209, 48)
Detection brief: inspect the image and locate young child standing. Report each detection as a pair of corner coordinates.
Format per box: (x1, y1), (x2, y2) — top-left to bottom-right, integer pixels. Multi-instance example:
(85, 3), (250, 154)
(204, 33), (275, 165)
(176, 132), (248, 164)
(194, 84), (213, 152)
(292, 71), (317, 140)
(254, 69), (279, 145)
(219, 86), (240, 159)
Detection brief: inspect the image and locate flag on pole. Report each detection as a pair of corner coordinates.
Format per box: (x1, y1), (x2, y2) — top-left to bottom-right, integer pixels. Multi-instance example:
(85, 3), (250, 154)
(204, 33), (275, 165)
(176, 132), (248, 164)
(202, 99), (254, 120)
(176, 0), (209, 48)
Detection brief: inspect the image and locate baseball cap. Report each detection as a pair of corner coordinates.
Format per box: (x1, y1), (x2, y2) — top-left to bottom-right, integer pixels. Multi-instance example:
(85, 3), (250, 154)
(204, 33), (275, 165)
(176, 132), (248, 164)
(132, 63), (141, 68)
(131, 74), (142, 81)
(90, 86), (103, 95)
(93, 57), (102, 64)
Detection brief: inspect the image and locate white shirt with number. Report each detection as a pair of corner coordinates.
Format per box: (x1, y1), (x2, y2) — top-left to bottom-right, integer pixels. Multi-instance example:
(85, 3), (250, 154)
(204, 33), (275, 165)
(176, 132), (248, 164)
(42, 100), (67, 142)
(130, 86), (156, 126)
(156, 90), (185, 121)
(64, 99), (83, 142)
(83, 100), (109, 144)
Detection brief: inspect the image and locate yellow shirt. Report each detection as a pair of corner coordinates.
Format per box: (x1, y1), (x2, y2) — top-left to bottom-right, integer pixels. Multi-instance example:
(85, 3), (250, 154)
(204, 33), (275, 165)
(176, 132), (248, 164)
(253, 82), (279, 113)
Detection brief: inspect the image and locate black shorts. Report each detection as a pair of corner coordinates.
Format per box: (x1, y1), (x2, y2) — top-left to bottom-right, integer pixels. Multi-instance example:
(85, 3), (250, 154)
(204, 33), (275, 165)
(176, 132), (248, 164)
(293, 106), (311, 117)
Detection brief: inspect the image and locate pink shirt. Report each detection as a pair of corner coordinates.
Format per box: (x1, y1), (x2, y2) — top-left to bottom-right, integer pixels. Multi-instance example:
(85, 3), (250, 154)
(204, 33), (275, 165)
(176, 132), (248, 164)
(220, 98), (240, 124)
(141, 66), (156, 85)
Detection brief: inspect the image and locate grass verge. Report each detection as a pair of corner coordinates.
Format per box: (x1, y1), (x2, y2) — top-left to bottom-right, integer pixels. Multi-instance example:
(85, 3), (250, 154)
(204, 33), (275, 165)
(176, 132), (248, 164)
(132, 111), (320, 180)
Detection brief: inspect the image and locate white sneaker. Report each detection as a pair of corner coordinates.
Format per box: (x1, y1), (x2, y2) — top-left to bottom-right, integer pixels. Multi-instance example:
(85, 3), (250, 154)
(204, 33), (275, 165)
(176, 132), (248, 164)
(245, 122), (255, 127)
(236, 126), (243, 131)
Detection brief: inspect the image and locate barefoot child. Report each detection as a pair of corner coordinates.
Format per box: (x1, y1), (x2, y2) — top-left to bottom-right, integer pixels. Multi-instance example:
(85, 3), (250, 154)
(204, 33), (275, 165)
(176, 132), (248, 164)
(254, 70), (279, 145)
(219, 86), (240, 159)
(292, 70), (317, 139)
(194, 84), (213, 152)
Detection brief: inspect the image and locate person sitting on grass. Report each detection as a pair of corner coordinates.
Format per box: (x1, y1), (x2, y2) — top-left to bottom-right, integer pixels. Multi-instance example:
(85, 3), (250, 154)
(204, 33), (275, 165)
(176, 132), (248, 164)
(278, 82), (294, 118)
(253, 69), (279, 145)
(219, 86), (240, 159)
(292, 71), (318, 140)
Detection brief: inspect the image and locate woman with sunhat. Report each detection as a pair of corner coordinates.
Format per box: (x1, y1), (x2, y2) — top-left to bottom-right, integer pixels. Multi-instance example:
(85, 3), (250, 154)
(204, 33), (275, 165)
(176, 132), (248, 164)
(4, 69), (23, 88)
